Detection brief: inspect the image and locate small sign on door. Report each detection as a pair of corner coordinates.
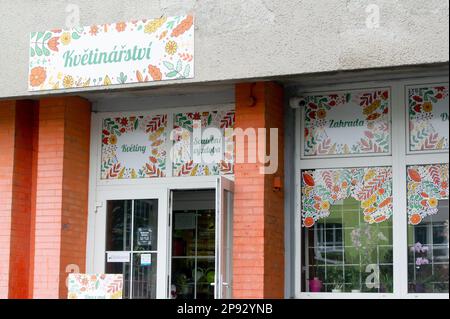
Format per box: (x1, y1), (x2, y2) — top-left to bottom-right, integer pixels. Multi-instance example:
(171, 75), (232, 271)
(140, 254), (152, 266)
(137, 227), (152, 247)
(106, 251), (130, 263)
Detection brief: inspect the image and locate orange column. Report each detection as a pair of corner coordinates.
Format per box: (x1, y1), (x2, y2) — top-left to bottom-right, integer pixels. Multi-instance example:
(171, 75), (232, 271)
(0, 100), (35, 298)
(233, 82), (285, 298)
(32, 97), (91, 298)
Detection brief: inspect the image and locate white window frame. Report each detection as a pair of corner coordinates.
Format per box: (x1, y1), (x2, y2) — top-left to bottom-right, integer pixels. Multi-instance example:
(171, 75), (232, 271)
(294, 77), (449, 299)
(85, 103), (235, 299)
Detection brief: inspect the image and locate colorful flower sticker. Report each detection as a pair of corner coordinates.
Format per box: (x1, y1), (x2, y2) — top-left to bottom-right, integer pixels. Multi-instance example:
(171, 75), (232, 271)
(300, 89), (390, 157)
(409, 85), (449, 151)
(407, 164), (449, 225)
(101, 114), (168, 179)
(301, 167), (393, 227)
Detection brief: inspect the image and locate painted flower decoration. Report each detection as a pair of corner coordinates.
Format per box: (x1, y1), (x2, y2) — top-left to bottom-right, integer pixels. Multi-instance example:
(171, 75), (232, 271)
(60, 32), (72, 45)
(29, 66), (47, 87)
(317, 109), (327, 119)
(63, 75), (74, 88)
(165, 41), (178, 55)
(89, 25), (99, 36)
(109, 135), (118, 145)
(115, 22), (126, 32)
(47, 37), (60, 52)
(422, 102), (433, 113)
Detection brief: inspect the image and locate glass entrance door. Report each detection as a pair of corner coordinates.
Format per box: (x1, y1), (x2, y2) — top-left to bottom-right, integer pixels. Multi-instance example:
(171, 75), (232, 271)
(170, 190), (216, 299)
(94, 188), (168, 299)
(169, 178), (235, 299)
(105, 199), (158, 299)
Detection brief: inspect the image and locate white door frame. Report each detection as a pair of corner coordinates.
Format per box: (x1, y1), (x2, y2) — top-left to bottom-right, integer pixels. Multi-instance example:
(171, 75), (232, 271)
(93, 187), (168, 298)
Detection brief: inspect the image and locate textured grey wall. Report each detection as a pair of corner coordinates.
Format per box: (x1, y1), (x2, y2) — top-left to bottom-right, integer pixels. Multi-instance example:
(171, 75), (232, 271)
(0, 0), (448, 98)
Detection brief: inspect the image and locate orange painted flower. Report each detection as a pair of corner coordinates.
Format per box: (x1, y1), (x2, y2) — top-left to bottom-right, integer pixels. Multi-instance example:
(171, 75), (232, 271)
(148, 65), (162, 81)
(304, 217), (315, 228)
(317, 109), (327, 119)
(47, 37), (60, 52)
(422, 102), (433, 113)
(89, 25), (99, 36)
(409, 214), (422, 225)
(115, 22), (126, 32)
(29, 66), (46, 87)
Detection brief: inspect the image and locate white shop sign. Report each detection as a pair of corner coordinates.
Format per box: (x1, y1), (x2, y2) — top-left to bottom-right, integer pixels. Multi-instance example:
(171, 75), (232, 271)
(28, 15), (194, 91)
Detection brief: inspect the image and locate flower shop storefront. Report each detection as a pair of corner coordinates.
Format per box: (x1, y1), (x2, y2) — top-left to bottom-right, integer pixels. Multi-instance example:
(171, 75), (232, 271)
(292, 77), (449, 298)
(86, 105), (236, 299)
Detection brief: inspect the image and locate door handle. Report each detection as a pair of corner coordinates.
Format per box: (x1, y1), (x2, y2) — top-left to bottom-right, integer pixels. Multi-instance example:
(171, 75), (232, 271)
(222, 282), (229, 287)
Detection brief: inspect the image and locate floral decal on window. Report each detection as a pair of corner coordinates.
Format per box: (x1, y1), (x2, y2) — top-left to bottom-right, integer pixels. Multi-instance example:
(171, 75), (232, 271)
(301, 89), (390, 157)
(172, 110), (235, 176)
(301, 167), (393, 227)
(409, 85), (449, 151)
(407, 164), (449, 225)
(101, 115), (167, 179)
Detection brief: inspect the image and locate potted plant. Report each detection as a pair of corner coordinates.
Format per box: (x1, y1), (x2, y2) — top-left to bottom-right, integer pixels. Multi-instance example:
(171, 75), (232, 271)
(411, 242), (432, 293)
(331, 282), (343, 293)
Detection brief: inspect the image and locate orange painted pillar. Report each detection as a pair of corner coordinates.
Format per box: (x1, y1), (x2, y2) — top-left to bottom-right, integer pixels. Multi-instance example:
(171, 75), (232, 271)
(32, 97), (91, 298)
(0, 100), (36, 298)
(233, 82), (285, 298)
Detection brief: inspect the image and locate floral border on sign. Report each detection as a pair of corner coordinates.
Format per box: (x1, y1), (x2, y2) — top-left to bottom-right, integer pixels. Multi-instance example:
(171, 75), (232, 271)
(173, 110), (235, 177)
(409, 86), (449, 151)
(301, 167), (393, 227)
(29, 15), (194, 90)
(407, 164), (449, 225)
(101, 115), (167, 179)
(301, 89), (390, 156)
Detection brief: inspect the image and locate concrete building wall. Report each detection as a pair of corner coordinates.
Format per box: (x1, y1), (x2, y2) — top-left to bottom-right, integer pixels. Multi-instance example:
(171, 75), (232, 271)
(0, 0), (448, 99)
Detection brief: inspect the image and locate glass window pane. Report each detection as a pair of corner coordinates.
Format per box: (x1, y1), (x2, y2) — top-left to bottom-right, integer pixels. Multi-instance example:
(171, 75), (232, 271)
(301, 167), (394, 293)
(407, 163), (449, 294)
(171, 258), (195, 299)
(106, 200), (132, 251)
(131, 253), (157, 299)
(133, 199), (158, 251)
(196, 210), (215, 257)
(196, 259), (215, 299)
